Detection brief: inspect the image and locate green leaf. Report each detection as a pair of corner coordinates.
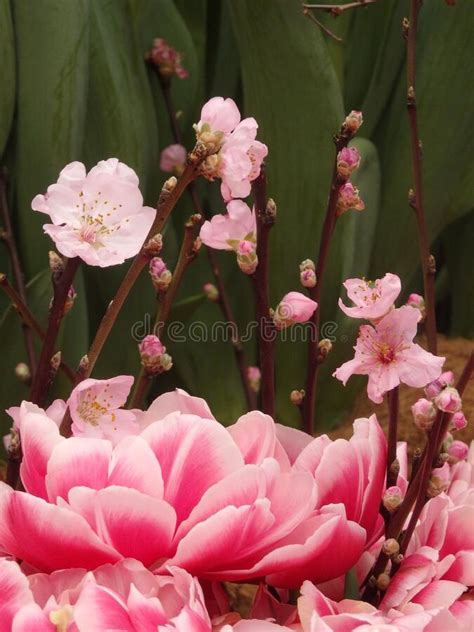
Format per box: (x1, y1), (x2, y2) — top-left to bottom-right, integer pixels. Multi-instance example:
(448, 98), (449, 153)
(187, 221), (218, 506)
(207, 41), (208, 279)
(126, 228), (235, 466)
(12, 0), (90, 277)
(0, 0), (15, 158)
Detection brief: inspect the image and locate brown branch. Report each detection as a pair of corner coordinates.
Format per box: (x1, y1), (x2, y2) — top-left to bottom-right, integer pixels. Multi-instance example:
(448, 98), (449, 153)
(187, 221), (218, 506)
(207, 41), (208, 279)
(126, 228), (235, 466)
(0, 169), (37, 375)
(302, 7), (343, 42)
(29, 257), (81, 407)
(156, 74), (256, 410)
(386, 386), (399, 487)
(129, 214), (202, 409)
(406, 0), (437, 354)
(251, 170), (276, 418)
(0, 274), (76, 383)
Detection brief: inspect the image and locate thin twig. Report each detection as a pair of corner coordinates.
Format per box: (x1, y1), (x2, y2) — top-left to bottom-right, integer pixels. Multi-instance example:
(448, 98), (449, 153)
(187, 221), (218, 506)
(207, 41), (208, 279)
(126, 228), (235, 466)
(386, 386), (399, 487)
(0, 169), (37, 375)
(29, 257), (81, 406)
(406, 0), (437, 354)
(303, 0), (377, 16)
(303, 7), (342, 42)
(0, 274), (76, 383)
(251, 170), (276, 418)
(129, 214), (202, 409)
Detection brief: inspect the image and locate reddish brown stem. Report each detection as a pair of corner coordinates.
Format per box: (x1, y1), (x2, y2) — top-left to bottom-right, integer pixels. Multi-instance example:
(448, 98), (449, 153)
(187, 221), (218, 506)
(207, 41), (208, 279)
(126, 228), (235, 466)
(0, 169), (37, 375)
(29, 257), (80, 407)
(386, 386), (400, 487)
(251, 170), (276, 418)
(406, 0), (437, 354)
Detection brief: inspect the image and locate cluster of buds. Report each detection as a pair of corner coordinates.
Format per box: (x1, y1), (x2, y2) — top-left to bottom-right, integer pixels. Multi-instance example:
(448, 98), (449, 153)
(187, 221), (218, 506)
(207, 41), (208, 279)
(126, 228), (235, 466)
(406, 292), (426, 320)
(247, 366), (261, 394)
(160, 144), (187, 176)
(272, 292), (318, 331)
(203, 283), (219, 302)
(299, 259), (317, 289)
(382, 485), (403, 512)
(335, 111), (364, 215)
(423, 371), (467, 431)
(149, 257), (173, 293)
(138, 335), (173, 376)
(146, 38), (188, 79)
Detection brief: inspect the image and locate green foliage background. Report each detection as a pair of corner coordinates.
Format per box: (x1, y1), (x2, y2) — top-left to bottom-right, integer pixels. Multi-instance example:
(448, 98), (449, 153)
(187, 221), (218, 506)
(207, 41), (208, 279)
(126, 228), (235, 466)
(1, 0), (473, 435)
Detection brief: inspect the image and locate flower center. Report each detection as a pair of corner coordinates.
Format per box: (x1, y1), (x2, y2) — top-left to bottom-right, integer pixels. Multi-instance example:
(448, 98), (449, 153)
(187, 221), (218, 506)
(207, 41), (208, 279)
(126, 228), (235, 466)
(377, 342), (395, 364)
(76, 396), (111, 427)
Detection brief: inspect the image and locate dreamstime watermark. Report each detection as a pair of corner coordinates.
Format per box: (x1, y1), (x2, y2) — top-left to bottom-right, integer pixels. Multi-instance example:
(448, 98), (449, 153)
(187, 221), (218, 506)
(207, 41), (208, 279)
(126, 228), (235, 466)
(131, 313), (341, 344)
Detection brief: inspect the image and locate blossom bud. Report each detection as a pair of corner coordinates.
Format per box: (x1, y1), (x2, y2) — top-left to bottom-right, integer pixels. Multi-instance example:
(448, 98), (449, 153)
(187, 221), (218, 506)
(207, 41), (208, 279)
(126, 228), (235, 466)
(144, 233), (163, 257)
(139, 335), (173, 376)
(382, 538), (400, 557)
(427, 474), (447, 498)
(336, 147), (361, 179)
(247, 366), (261, 393)
(147, 38), (188, 79)
(199, 154), (220, 180)
(49, 251), (65, 279)
(336, 182), (365, 216)
(162, 176), (177, 194)
(317, 339), (333, 360)
(406, 293), (425, 320)
(434, 387), (462, 414)
(50, 351), (61, 375)
(193, 237), (202, 253)
(425, 371), (455, 399)
(299, 259), (317, 288)
(290, 389), (305, 406)
(383, 486), (403, 512)
(63, 286), (77, 315)
(15, 362), (31, 384)
(78, 355), (89, 375)
(411, 398), (436, 431)
(447, 440), (469, 463)
(160, 144), (187, 175)
(376, 573), (391, 591)
(235, 239), (258, 275)
(343, 110), (363, 135)
(194, 124), (225, 156)
(203, 283), (219, 302)
(273, 292), (318, 330)
(149, 257), (173, 293)
(451, 411), (467, 431)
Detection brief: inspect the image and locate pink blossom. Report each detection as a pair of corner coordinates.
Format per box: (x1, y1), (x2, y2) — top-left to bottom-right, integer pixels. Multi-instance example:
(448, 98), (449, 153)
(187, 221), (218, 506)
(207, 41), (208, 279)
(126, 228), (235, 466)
(148, 37), (189, 79)
(425, 370), (455, 399)
(196, 97), (241, 137)
(334, 306), (445, 404)
(273, 292), (318, 330)
(67, 376), (139, 444)
(451, 411), (467, 431)
(406, 292), (426, 319)
(139, 334), (172, 376)
(32, 159), (156, 267)
(434, 387), (462, 413)
(338, 273), (401, 320)
(411, 398), (437, 431)
(160, 143), (187, 174)
(336, 146), (361, 178)
(336, 182), (365, 215)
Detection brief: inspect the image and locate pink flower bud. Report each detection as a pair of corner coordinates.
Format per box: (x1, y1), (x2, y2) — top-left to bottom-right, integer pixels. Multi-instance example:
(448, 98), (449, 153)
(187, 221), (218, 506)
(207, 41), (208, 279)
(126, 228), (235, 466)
(336, 147), (360, 179)
(247, 366), (261, 393)
(336, 182), (365, 216)
(147, 38), (188, 79)
(382, 538), (400, 557)
(451, 411), (467, 431)
(273, 292), (318, 330)
(203, 283), (219, 302)
(447, 440), (469, 463)
(343, 110), (363, 134)
(434, 386), (462, 414)
(237, 239), (255, 255)
(149, 257), (173, 292)
(411, 398), (436, 431)
(15, 362), (31, 384)
(300, 268), (317, 288)
(139, 335), (172, 376)
(424, 371), (455, 399)
(383, 486), (403, 512)
(290, 389), (305, 406)
(63, 286), (77, 315)
(160, 144), (187, 175)
(406, 293), (426, 320)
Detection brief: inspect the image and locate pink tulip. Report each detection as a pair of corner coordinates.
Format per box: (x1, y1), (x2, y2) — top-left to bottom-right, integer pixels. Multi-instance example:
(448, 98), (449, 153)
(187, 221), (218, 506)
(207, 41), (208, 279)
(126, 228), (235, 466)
(32, 159), (156, 267)
(273, 292), (318, 330)
(338, 273), (401, 320)
(160, 143), (187, 174)
(334, 306), (445, 404)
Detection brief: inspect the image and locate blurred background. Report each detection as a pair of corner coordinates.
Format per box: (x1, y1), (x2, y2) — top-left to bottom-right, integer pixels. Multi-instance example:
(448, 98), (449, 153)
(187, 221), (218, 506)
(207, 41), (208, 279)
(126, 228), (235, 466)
(1, 0), (473, 439)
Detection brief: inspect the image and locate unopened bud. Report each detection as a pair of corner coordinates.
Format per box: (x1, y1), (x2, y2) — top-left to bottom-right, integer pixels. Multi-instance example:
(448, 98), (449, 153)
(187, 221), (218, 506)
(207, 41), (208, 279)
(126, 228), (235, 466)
(160, 144), (187, 176)
(425, 371), (455, 400)
(235, 239), (258, 275)
(264, 198), (277, 223)
(435, 387), (462, 414)
(317, 339), (333, 360)
(299, 259), (317, 288)
(163, 176), (177, 193)
(139, 335), (173, 376)
(406, 293), (425, 320)
(336, 182), (365, 216)
(382, 538), (400, 557)
(447, 440), (469, 463)
(290, 389), (305, 406)
(203, 283), (219, 302)
(144, 233), (163, 257)
(49, 251), (65, 279)
(247, 366), (261, 394)
(376, 573), (391, 591)
(343, 110), (363, 135)
(427, 474), (447, 498)
(78, 355), (89, 374)
(411, 398), (436, 431)
(408, 188), (416, 208)
(193, 237), (202, 253)
(389, 458), (400, 478)
(393, 553), (404, 565)
(149, 257), (173, 293)
(451, 411), (467, 431)
(50, 351), (61, 374)
(15, 362), (31, 384)
(336, 146), (360, 179)
(383, 486), (403, 512)
(63, 286), (76, 315)
(146, 38), (188, 80)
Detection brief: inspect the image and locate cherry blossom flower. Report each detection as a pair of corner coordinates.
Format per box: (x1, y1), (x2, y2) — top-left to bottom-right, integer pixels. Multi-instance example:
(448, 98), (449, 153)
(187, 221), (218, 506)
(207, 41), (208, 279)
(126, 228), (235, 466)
(160, 143), (187, 174)
(334, 306), (445, 403)
(338, 273), (401, 321)
(32, 159), (156, 267)
(273, 292), (318, 330)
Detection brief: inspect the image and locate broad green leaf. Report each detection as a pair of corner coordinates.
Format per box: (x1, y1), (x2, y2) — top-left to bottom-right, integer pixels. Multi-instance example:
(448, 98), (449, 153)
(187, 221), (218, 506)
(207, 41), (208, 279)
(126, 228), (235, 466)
(0, 0), (15, 158)
(12, 0), (90, 277)
(207, 0), (241, 99)
(371, 0), (474, 285)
